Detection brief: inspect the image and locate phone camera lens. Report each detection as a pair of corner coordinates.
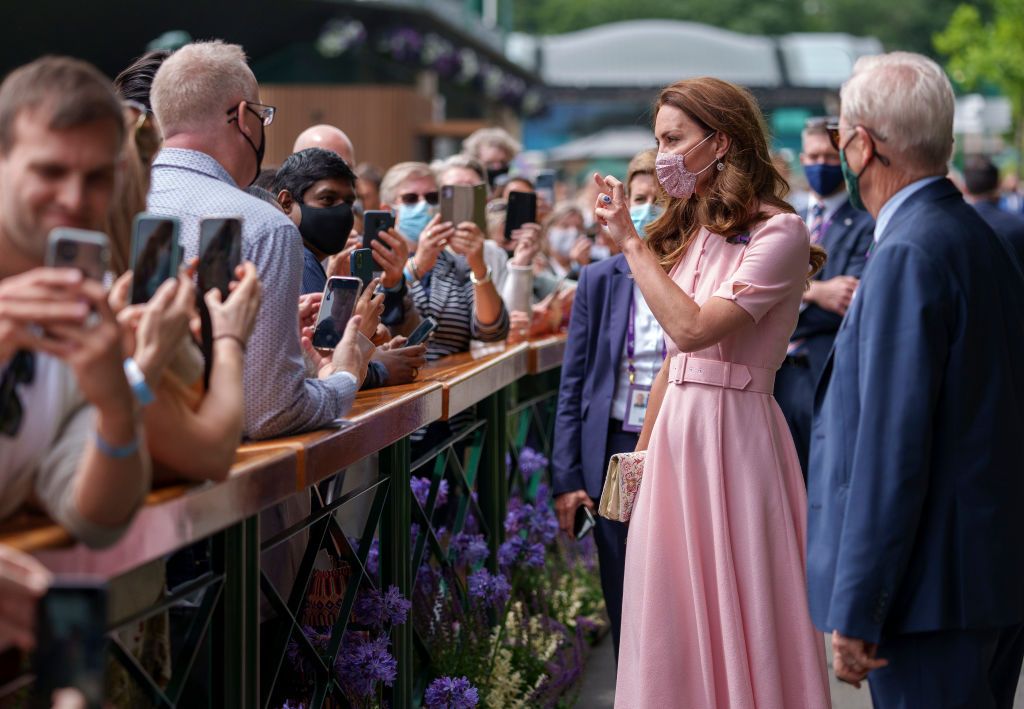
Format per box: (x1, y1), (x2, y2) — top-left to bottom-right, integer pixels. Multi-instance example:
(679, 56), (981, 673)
(57, 241), (78, 261)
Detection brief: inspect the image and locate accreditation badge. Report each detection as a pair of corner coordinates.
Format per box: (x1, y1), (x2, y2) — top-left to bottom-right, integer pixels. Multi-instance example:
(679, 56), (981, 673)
(622, 383), (651, 433)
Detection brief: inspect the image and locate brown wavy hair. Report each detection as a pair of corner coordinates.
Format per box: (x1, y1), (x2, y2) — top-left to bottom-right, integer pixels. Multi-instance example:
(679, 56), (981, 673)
(645, 78), (826, 277)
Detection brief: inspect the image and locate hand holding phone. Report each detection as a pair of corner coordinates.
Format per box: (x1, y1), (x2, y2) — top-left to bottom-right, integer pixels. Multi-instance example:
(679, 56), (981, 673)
(198, 217), (242, 301)
(405, 317), (438, 346)
(504, 191), (537, 240)
(312, 277), (362, 350)
(130, 214), (181, 304)
(350, 248), (375, 290)
(46, 228), (110, 283)
(574, 504), (596, 539)
(362, 210), (395, 252)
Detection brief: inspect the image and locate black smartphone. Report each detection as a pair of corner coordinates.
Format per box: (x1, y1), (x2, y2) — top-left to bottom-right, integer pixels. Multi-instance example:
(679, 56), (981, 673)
(362, 210), (395, 251)
(312, 276), (361, 350)
(130, 213), (181, 304)
(504, 191), (537, 239)
(198, 217), (242, 301)
(45, 228), (110, 282)
(32, 580), (108, 709)
(535, 169), (556, 207)
(574, 504), (596, 539)
(350, 247), (374, 290)
(405, 317), (438, 346)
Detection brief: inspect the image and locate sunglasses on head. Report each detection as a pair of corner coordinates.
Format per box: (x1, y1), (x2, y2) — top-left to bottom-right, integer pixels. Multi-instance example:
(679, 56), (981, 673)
(399, 191), (439, 206)
(826, 120), (891, 167)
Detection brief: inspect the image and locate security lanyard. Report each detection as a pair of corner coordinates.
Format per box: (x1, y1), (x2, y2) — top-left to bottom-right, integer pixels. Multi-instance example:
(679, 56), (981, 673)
(626, 292), (667, 384)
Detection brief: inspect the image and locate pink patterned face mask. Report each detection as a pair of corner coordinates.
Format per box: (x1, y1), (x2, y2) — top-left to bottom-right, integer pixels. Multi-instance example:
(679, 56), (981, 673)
(655, 132), (720, 199)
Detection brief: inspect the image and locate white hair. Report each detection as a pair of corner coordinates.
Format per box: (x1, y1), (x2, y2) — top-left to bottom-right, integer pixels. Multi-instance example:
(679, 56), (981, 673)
(435, 153), (486, 184)
(840, 52), (954, 174)
(150, 41), (258, 137)
(379, 161), (436, 206)
(462, 127), (521, 161)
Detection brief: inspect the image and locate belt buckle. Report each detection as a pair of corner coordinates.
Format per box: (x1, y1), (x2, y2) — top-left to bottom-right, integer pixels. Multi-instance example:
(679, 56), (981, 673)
(721, 361), (732, 388)
(668, 353), (686, 384)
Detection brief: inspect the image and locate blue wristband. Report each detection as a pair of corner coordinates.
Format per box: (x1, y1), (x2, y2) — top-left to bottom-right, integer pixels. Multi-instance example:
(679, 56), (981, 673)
(123, 357), (155, 407)
(94, 430), (139, 459)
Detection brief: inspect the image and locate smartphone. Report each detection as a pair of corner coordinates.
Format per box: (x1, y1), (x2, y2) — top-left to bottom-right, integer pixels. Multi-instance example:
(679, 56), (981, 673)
(312, 276), (361, 350)
(362, 210), (395, 251)
(405, 316), (437, 346)
(574, 505), (596, 539)
(45, 228), (110, 282)
(32, 580), (108, 709)
(350, 247), (374, 290)
(198, 216), (242, 301)
(130, 213), (181, 304)
(535, 169), (556, 207)
(441, 183), (487, 232)
(504, 191), (537, 239)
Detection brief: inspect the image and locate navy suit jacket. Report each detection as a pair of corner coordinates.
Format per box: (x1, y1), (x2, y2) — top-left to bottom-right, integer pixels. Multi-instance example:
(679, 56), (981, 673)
(552, 255), (633, 498)
(792, 201), (874, 378)
(972, 200), (1024, 266)
(808, 178), (1024, 643)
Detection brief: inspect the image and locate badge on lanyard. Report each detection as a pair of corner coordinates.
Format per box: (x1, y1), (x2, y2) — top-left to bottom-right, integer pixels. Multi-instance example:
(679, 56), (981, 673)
(621, 294), (665, 433)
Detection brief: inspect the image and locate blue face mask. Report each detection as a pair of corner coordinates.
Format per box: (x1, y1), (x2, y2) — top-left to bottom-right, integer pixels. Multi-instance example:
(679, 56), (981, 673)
(397, 201), (434, 242)
(629, 203), (662, 238)
(804, 163), (845, 198)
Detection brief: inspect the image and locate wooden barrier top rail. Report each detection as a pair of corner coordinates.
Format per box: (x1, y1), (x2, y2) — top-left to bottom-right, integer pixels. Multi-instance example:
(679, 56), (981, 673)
(0, 336), (568, 574)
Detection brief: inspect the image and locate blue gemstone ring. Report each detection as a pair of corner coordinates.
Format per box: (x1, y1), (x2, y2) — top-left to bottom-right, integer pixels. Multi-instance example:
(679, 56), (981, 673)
(601, 194), (612, 204)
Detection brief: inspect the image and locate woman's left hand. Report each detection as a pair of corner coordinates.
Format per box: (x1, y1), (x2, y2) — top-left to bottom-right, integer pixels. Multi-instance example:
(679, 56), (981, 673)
(593, 172), (639, 246)
(449, 221), (486, 272)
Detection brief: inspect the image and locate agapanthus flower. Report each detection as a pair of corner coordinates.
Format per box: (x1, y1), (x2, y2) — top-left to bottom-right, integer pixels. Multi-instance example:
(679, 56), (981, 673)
(336, 634), (397, 698)
(498, 535), (545, 569)
(449, 532), (489, 566)
(286, 625), (330, 676)
(517, 447), (549, 477)
(365, 539), (380, 577)
(526, 507), (559, 546)
(411, 476), (449, 509)
(467, 569), (511, 607)
(504, 498), (531, 535)
(424, 675), (480, 709)
(352, 585), (411, 629)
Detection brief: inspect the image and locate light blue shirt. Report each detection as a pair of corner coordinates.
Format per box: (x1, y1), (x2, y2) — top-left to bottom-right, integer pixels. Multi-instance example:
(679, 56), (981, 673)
(148, 148), (356, 439)
(874, 176), (944, 243)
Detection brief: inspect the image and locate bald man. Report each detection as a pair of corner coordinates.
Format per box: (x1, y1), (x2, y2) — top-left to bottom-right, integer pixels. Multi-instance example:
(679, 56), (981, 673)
(293, 124), (355, 165)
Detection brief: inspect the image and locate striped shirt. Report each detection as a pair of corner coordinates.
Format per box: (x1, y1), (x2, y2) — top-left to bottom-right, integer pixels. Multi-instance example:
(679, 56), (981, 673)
(147, 148), (357, 440)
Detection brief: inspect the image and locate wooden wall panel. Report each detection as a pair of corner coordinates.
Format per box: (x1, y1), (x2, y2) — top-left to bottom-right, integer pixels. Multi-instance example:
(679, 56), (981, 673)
(259, 84), (434, 171)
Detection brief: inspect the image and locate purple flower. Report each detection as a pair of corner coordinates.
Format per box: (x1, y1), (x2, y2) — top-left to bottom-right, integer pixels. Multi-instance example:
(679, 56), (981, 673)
(411, 476), (449, 509)
(526, 507), (559, 546)
(449, 532), (489, 566)
(424, 675), (480, 709)
(498, 536), (545, 569)
(365, 539), (380, 577)
(467, 569), (511, 607)
(336, 634), (397, 698)
(352, 585), (411, 629)
(286, 625), (330, 676)
(518, 447), (549, 477)
(504, 498), (532, 535)
(535, 482), (551, 502)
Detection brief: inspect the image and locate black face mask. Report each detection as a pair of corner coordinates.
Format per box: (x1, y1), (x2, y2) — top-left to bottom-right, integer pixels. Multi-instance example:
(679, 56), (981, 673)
(486, 164), (509, 189)
(298, 202), (354, 255)
(238, 107), (265, 186)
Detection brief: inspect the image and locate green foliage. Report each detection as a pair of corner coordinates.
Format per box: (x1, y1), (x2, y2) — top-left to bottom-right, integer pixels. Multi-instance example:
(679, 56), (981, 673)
(511, 0), (963, 56)
(935, 0), (1024, 105)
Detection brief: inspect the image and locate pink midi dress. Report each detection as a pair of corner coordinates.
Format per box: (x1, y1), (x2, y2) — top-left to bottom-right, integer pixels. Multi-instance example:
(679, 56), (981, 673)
(615, 211), (831, 709)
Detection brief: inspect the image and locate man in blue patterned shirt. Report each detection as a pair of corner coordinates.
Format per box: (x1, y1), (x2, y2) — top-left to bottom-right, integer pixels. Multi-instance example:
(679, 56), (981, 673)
(147, 40), (374, 440)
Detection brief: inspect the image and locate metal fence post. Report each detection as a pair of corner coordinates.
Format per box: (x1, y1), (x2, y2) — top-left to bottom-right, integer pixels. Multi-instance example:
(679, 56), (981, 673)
(213, 515), (259, 709)
(380, 436), (412, 707)
(480, 387), (510, 572)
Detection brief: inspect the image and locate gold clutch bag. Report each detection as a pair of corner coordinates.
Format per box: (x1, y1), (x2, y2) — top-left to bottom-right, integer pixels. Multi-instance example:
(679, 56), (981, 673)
(598, 451), (646, 522)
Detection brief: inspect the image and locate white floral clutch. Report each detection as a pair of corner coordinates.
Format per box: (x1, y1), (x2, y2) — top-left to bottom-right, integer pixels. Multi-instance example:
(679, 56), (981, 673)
(598, 451), (646, 522)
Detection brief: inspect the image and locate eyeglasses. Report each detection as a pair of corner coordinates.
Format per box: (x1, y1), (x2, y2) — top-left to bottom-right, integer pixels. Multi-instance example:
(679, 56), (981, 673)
(0, 350), (35, 437)
(226, 101), (276, 127)
(826, 120), (891, 167)
(399, 191), (439, 206)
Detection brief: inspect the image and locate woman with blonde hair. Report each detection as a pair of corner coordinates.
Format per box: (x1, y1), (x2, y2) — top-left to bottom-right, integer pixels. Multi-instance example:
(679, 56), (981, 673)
(594, 77), (829, 707)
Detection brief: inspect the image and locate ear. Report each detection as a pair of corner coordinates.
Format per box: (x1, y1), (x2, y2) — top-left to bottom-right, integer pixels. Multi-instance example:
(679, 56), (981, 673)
(277, 189), (295, 213)
(236, 100), (256, 139)
(855, 126), (875, 163)
(714, 132), (731, 161)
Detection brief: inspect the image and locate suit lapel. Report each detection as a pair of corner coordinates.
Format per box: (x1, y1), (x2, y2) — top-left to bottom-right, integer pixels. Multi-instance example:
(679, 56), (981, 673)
(606, 257), (633, 367)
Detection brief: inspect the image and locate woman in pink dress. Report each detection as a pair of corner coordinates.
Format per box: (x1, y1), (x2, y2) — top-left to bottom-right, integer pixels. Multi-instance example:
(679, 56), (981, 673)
(594, 78), (831, 708)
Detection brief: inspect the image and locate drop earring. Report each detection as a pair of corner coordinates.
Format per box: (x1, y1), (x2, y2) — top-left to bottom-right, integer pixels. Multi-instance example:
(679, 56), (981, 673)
(716, 161), (725, 171)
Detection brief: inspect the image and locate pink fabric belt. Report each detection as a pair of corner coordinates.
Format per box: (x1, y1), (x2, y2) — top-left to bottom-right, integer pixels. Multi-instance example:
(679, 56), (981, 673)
(666, 354), (776, 395)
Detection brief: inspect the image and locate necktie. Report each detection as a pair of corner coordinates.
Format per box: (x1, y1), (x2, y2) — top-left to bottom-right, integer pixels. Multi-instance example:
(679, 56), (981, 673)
(808, 202), (826, 244)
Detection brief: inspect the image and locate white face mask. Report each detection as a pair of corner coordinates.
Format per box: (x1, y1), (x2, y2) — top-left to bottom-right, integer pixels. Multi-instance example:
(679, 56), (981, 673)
(547, 226), (579, 256)
(589, 244), (612, 261)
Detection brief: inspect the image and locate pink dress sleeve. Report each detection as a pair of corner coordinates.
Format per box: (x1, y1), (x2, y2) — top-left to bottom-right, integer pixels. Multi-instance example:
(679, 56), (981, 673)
(711, 212), (810, 323)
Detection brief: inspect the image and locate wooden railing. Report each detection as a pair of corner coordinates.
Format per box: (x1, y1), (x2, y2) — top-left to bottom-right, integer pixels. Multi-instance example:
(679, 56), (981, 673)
(0, 335), (567, 708)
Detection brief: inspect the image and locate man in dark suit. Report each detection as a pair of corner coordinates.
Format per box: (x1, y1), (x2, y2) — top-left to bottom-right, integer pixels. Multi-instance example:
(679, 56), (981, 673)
(775, 117), (873, 479)
(963, 154), (1024, 264)
(807, 52), (1024, 707)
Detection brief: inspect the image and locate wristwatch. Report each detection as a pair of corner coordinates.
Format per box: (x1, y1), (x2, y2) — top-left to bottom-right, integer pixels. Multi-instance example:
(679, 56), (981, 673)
(469, 265), (492, 286)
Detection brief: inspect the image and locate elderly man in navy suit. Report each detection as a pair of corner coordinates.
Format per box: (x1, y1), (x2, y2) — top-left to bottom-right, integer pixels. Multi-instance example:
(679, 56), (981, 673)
(808, 51), (1024, 708)
(775, 117), (873, 479)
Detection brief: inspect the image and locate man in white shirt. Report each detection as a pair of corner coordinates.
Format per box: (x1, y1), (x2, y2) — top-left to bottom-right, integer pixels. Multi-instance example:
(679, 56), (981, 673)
(0, 56), (152, 547)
